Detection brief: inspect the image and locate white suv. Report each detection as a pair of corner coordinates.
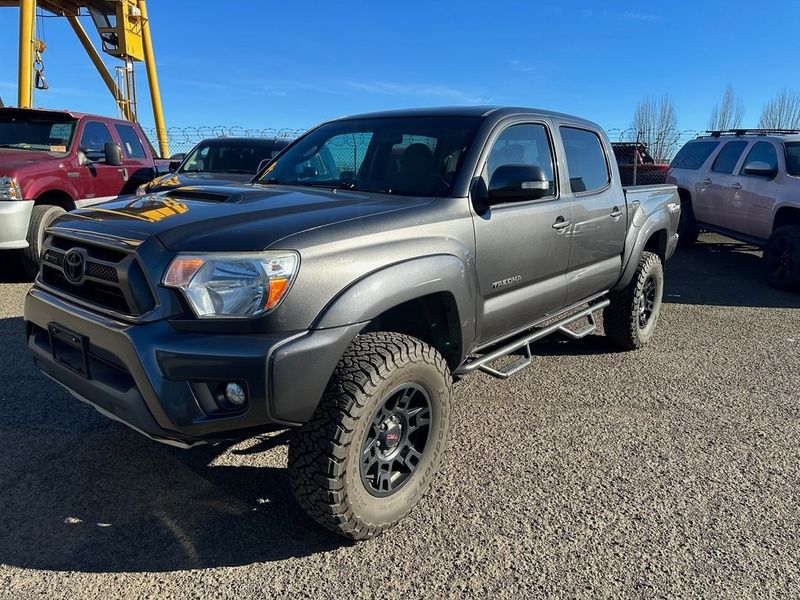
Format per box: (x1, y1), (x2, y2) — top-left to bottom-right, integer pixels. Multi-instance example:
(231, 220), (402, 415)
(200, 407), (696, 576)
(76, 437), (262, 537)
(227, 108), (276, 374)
(667, 130), (800, 290)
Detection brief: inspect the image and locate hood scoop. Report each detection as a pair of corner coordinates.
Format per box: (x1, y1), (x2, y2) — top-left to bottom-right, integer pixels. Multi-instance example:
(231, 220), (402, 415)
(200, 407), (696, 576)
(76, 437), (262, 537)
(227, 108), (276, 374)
(164, 187), (241, 203)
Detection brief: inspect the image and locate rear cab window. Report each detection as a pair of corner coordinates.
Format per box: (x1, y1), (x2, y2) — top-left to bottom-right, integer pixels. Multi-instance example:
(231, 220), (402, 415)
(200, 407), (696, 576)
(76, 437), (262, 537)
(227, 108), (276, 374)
(670, 141), (720, 170)
(560, 126), (610, 193)
(711, 141), (748, 174)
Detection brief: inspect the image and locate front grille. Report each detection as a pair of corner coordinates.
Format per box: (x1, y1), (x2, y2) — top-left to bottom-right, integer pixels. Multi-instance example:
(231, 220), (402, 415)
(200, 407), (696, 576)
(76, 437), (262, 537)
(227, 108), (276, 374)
(40, 236), (156, 317)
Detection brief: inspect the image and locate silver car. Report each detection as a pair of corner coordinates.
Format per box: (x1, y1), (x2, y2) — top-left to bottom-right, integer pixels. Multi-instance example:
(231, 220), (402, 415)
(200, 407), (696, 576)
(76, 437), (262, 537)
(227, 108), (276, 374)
(667, 129), (800, 290)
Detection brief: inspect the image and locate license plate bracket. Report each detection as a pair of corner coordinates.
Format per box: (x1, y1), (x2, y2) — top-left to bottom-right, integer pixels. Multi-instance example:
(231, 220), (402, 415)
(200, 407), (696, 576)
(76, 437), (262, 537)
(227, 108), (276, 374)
(48, 322), (90, 378)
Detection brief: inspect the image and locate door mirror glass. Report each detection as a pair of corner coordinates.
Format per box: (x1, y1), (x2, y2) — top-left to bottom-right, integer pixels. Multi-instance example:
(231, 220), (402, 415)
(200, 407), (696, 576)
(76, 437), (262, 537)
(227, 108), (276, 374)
(743, 161), (777, 178)
(104, 142), (123, 166)
(168, 160), (181, 172)
(488, 164), (549, 203)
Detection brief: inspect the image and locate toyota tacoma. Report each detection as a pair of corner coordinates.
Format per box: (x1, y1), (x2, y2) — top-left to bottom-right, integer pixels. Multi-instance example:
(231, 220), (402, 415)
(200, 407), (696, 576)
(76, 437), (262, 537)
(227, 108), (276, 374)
(25, 106), (680, 539)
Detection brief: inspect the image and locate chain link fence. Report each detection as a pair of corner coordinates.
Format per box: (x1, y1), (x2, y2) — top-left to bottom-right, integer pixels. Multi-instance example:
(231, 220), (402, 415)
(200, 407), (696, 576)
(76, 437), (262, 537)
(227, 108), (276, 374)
(143, 125), (706, 185)
(141, 126), (307, 156)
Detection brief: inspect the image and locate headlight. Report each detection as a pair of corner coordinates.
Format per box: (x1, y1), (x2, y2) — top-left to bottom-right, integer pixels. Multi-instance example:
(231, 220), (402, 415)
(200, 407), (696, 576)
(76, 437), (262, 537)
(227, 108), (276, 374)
(0, 176), (23, 200)
(163, 252), (299, 318)
(135, 183), (149, 196)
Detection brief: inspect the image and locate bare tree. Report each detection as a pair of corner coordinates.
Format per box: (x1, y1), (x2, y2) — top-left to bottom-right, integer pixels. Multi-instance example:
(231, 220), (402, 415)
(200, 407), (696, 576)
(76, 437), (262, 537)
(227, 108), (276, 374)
(758, 89), (800, 129)
(631, 95), (678, 161)
(709, 85), (744, 131)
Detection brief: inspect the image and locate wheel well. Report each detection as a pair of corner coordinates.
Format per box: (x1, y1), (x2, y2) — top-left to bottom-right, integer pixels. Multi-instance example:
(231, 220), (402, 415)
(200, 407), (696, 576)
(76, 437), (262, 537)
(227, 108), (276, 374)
(643, 229), (667, 263)
(363, 292), (462, 371)
(677, 188), (691, 205)
(35, 190), (75, 211)
(773, 206), (800, 231)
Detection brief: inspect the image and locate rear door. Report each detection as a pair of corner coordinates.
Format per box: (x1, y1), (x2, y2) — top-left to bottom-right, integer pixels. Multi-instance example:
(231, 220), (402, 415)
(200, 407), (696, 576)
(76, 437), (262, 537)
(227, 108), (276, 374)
(75, 120), (126, 207)
(694, 140), (749, 228)
(734, 141), (781, 240)
(114, 122), (156, 195)
(559, 126), (626, 305)
(472, 121), (572, 345)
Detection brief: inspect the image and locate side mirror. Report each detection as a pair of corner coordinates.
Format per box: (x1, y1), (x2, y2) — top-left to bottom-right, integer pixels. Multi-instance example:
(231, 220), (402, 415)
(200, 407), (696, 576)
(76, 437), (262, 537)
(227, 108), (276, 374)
(743, 161), (777, 178)
(104, 142), (123, 167)
(168, 153), (185, 172)
(488, 165), (549, 203)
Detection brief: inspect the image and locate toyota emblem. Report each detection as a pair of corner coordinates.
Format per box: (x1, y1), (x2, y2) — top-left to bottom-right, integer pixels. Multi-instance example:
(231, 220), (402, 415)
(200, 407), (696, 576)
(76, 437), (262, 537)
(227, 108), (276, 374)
(63, 249), (85, 284)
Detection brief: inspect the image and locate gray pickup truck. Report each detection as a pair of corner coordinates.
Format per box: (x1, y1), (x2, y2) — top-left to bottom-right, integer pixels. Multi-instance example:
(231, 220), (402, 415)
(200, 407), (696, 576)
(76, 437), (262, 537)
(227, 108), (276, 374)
(24, 106), (680, 540)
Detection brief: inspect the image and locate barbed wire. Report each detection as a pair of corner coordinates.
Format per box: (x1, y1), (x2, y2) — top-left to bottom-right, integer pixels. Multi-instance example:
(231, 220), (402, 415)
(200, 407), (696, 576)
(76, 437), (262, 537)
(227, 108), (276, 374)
(140, 126), (307, 155)
(142, 125), (706, 160)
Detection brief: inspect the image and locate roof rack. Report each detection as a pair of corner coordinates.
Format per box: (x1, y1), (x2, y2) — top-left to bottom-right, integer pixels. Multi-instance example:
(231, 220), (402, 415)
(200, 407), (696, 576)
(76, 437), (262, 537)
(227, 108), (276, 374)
(706, 128), (800, 138)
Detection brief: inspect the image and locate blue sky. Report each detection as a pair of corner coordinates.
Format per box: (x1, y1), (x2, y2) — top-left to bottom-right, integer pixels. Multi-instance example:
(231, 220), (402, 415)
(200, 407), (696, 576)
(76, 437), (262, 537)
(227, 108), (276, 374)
(1, 0), (798, 133)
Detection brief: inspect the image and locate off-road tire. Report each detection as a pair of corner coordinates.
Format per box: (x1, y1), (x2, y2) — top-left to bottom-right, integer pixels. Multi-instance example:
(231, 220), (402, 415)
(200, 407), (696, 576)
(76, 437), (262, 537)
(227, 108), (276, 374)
(764, 225), (800, 291)
(677, 196), (699, 247)
(21, 204), (65, 279)
(603, 251), (664, 350)
(288, 332), (452, 540)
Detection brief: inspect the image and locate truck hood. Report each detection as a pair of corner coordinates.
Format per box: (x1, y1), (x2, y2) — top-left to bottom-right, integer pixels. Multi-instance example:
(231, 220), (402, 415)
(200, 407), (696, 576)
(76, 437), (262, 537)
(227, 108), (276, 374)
(52, 184), (433, 252)
(0, 148), (63, 175)
(147, 171), (255, 192)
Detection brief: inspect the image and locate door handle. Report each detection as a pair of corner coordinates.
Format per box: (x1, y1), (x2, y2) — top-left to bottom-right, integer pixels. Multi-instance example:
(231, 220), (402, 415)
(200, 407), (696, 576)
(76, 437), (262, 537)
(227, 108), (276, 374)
(702, 178), (712, 184)
(610, 206), (623, 219)
(552, 216), (571, 231)
(731, 182), (742, 190)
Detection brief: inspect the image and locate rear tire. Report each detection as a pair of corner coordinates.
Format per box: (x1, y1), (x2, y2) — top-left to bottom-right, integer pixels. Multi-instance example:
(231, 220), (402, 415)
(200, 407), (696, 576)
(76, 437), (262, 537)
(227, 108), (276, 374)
(763, 225), (800, 291)
(603, 251), (664, 350)
(288, 332), (452, 540)
(677, 196), (699, 247)
(21, 204), (65, 279)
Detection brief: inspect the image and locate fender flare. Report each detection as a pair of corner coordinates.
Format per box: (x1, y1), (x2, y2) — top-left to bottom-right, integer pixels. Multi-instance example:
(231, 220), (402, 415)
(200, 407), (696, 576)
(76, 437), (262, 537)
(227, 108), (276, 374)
(614, 215), (670, 291)
(315, 254), (477, 354)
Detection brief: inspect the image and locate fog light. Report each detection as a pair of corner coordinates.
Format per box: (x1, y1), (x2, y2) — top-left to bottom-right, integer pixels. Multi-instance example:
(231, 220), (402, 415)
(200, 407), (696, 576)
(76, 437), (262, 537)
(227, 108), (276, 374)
(224, 382), (247, 406)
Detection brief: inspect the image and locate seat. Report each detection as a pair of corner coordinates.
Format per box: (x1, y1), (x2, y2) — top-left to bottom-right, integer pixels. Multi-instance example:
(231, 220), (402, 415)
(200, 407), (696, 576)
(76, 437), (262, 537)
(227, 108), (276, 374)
(398, 143), (436, 193)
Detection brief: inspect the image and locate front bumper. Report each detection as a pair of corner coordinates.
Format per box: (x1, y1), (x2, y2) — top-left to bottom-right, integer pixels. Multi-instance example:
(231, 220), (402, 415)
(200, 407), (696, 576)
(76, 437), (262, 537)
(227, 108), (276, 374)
(0, 200), (34, 249)
(25, 287), (362, 446)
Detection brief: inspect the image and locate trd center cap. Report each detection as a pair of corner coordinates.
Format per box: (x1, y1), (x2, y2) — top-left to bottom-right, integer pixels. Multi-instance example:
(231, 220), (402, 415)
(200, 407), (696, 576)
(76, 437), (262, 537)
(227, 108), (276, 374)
(379, 419), (403, 451)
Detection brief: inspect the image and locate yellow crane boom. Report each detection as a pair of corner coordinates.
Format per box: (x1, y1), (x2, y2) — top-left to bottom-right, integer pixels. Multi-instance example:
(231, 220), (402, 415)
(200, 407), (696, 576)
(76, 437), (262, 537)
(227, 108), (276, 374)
(1, 0), (169, 156)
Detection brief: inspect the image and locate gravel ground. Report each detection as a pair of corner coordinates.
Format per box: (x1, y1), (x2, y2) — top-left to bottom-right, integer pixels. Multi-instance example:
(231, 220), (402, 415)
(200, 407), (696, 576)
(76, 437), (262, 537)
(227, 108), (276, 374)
(1, 233), (799, 599)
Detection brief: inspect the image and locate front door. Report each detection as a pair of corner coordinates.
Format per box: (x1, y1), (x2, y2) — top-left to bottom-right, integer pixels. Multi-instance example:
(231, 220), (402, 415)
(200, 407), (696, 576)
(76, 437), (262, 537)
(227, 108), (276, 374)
(734, 141), (780, 240)
(472, 121), (572, 346)
(76, 120), (126, 207)
(559, 126), (627, 304)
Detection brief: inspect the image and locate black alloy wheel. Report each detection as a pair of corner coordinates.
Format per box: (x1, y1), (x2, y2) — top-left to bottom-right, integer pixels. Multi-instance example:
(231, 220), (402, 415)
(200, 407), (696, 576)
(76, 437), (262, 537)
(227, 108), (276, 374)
(360, 383), (432, 497)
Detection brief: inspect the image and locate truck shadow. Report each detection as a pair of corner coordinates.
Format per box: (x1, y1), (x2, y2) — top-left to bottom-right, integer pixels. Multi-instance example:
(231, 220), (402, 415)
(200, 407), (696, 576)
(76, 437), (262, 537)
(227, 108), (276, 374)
(0, 317), (349, 573)
(664, 234), (800, 309)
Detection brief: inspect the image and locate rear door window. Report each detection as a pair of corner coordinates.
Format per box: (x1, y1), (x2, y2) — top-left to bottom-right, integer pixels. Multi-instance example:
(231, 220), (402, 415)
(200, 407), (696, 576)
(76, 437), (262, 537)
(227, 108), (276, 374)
(711, 141), (748, 174)
(740, 142), (778, 175)
(670, 141), (720, 170)
(560, 126), (610, 193)
(114, 124), (146, 159)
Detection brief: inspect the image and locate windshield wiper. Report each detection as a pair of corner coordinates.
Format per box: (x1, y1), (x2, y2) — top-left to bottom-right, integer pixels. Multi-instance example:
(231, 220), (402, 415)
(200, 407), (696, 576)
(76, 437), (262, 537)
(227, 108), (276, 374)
(0, 143), (34, 150)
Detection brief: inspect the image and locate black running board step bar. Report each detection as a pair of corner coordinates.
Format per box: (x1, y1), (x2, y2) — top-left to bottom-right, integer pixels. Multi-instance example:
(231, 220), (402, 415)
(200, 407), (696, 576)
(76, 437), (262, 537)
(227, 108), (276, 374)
(455, 298), (610, 380)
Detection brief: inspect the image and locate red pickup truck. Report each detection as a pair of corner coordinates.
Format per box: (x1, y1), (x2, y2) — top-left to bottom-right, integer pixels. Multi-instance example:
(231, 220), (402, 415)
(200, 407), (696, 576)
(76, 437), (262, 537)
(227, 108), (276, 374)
(0, 107), (168, 276)
(612, 142), (670, 186)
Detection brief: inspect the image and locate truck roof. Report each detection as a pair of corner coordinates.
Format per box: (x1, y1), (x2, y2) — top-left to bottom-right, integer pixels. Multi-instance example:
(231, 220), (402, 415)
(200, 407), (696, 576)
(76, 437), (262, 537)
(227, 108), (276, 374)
(332, 105), (600, 128)
(0, 106), (131, 124)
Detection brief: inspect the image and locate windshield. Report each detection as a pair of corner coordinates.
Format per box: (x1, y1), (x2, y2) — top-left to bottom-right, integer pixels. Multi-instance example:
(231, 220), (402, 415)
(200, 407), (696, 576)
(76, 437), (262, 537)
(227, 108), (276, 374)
(180, 141), (280, 174)
(0, 113), (76, 152)
(785, 142), (800, 176)
(256, 116), (481, 197)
